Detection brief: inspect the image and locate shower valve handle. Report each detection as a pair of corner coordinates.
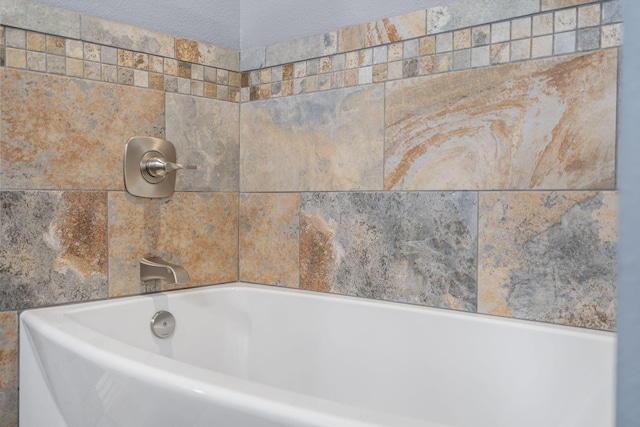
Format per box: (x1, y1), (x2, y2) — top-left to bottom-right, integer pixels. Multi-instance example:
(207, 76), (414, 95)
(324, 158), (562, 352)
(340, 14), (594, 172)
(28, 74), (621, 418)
(140, 151), (196, 183)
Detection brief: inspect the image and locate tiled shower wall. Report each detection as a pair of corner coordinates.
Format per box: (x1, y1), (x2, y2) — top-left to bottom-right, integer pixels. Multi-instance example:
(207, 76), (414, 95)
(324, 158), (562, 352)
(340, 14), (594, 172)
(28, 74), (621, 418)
(238, 0), (621, 331)
(0, 0), (623, 424)
(0, 0), (241, 423)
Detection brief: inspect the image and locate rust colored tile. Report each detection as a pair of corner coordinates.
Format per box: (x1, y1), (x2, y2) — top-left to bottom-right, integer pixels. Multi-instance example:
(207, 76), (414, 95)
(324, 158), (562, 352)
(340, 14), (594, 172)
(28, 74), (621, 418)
(1, 70), (165, 190)
(419, 36), (436, 56)
(250, 86), (259, 101)
(177, 61), (191, 78)
(419, 55), (435, 75)
(229, 71), (241, 87)
(149, 72), (164, 90)
(259, 84), (271, 99)
(282, 64), (294, 80)
(134, 53), (149, 70)
(46, 35), (65, 55)
(118, 49), (133, 67)
(240, 193), (300, 287)
(241, 72), (250, 87)
(0, 312), (18, 427)
(281, 79), (293, 96)
(176, 38), (202, 63)
(108, 192), (239, 297)
(319, 57), (332, 73)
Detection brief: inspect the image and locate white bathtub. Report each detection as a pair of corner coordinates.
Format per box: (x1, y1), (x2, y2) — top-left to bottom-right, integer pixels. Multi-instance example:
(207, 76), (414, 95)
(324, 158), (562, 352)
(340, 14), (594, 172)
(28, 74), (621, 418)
(20, 282), (615, 427)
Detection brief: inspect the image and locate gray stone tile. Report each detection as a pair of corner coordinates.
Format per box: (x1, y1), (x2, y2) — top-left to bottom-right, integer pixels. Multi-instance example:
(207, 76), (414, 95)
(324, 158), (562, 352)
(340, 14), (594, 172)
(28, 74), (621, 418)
(300, 192), (478, 312)
(554, 31), (576, 55)
(578, 28), (600, 51)
(0, 311), (18, 427)
(0, 0), (81, 39)
(266, 32), (337, 67)
(166, 93), (239, 192)
(427, 0), (539, 35)
(0, 191), (108, 311)
(602, 0), (622, 24)
(241, 46), (265, 71)
(453, 48), (471, 70)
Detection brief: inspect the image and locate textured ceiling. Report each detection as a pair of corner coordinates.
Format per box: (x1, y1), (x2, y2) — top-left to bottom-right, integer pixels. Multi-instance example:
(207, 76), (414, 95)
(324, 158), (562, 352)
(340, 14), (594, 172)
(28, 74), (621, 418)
(32, 0), (453, 50)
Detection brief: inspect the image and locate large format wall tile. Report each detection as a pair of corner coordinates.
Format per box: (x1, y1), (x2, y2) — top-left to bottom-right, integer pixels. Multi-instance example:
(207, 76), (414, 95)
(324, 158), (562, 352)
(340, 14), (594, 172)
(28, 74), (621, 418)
(166, 93), (239, 192)
(108, 192), (238, 296)
(1, 70), (165, 190)
(240, 193), (300, 287)
(337, 10), (426, 52)
(0, 191), (108, 311)
(240, 84), (384, 192)
(385, 50), (617, 191)
(478, 191), (616, 330)
(300, 192), (478, 311)
(0, 311), (17, 427)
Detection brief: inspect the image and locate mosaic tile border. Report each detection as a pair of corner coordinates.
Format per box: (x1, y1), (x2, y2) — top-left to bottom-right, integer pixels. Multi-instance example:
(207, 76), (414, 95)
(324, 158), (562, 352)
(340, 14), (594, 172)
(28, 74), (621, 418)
(240, 0), (622, 102)
(0, 26), (241, 103)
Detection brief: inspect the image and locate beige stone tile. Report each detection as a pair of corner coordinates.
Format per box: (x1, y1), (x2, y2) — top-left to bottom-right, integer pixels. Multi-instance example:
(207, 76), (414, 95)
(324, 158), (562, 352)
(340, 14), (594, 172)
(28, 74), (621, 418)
(453, 29), (471, 50)
(384, 50), (617, 191)
(490, 42), (510, 64)
(511, 39), (531, 61)
(46, 37), (65, 57)
(419, 36), (436, 56)
(0, 312), (18, 427)
(108, 192), (239, 297)
(26, 32), (46, 52)
(175, 38), (240, 71)
(26, 51), (46, 72)
(511, 17), (531, 40)
(134, 53), (149, 70)
(47, 55), (66, 75)
(578, 3), (601, 28)
(532, 35), (553, 58)
(240, 193), (300, 287)
(555, 8), (578, 32)
(532, 13), (554, 36)
(338, 10), (426, 52)
(542, 0), (597, 11)
(240, 85), (385, 191)
(388, 42), (404, 61)
(601, 23), (623, 48)
(1, 70), (165, 190)
(65, 39), (83, 59)
(66, 58), (84, 77)
(5, 48), (26, 69)
(118, 49), (133, 68)
(478, 191), (616, 330)
(5, 28), (25, 49)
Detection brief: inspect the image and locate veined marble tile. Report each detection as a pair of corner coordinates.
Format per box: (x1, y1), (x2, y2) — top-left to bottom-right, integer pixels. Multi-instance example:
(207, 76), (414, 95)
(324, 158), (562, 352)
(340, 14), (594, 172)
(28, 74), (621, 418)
(265, 32), (337, 68)
(427, 0), (539, 35)
(0, 311), (18, 427)
(240, 84), (384, 192)
(1, 70), (165, 190)
(0, 191), (108, 311)
(478, 191), (616, 330)
(166, 93), (239, 192)
(0, 0), (80, 39)
(108, 192), (238, 297)
(300, 192), (478, 311)
(240, 193), (300, 287)
(176, 38), (240, 71)
(82, 15), (175, 58)
(338, 10), (426, 53)
(385, 50), (617, 191)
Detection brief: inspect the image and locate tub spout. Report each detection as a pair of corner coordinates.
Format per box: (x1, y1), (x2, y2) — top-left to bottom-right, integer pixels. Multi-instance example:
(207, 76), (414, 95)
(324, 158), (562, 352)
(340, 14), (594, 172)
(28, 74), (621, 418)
(140, 257), (190, 285)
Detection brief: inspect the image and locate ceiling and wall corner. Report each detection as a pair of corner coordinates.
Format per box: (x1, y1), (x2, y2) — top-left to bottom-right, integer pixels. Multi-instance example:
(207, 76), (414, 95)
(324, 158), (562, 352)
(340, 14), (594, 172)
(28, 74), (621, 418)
(30, 0), (454, 50)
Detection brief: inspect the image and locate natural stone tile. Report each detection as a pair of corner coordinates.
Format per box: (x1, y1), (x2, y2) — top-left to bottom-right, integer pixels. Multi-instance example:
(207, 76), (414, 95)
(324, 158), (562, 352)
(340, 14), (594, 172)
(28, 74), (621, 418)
(300, 192), (478, 311)
(554, 31), (577, 55)
(602, 0), (622, 24)
(240, 46), (265, 71)
(601, 23), (623, 48)
(149, 55), (164, 73)
(134, 69), (149, 88)
(177, 78), (190, 95)
(26, 51), (46, 72)
(478, 191), (616, 330)
(511, 17), (531, 40)
(419, 55), (435, 74)
(0, 311), (18, 427)
(135, 53), (149, 71)
(204, 67), (218, 83)
(47, 54), (65, 75)
(1, 70), (165, 189)
(471, 45), (490, 67)
(384, 50), (617, 191)
(148, 72), (163, 90)
(65, 39), (83, 59)
(472, 25), (491, 47)
(0, 0), (81, 38)
(490, 42), (510, 64)
(578, 27), (601, 51)
(5, 28), (25, 49)
(436, 32), (453, 53)
(532, 35), (553, 58)
(5, 48), (25, 69)
(259, 68), (272, 84)
(419, 36), (436, 56)
(240, 85), (384, 192)
(373, 45), (388, 64)
(101, 64), (117, 83)
(511, 39), (531, 61)
(403, 40), (419, 59)
(82, 15), (175, 58)
(373, 63), (388, 82)
(118, 67), (134, 85)
(333, 54), (346, 71)
(84, 43), (101, 62)
(45, 36), (65, 57)
(118, 49), (134, 68)
(0, 48), (4, 68)
(491, 21), (511, 44)
(306, 59), (319, 75)
(66, 58), (84, 77)
(388, 42), (404, 61)
(434, 52), (452, 72)
(294, 62), (306, 79)
(555, 8), (577, 32)
(345, 52), (358, 69)
(164, 76), (178, 92)
(108, 192), (238, 296)
(0, 191), (108, 310)
(542, 0), (598, 11)
(578, 4), (601, 28)
(166, 93), (239, 192)
(266, 32), (337, 67)
(191, 80), (204, 97)
(176, 38), (239, 70)
(427, 0), (539, 35)
(192, 64), (204, 81)
(453, 29), (471, 50)
(387, 61), (404, 80)
(532, 13), (554, 36)
(101, 46), (118, 65)
(240, 193), (300, 288)
(26, 32), (46, 52)
(452, 49), (471, 70)
(344, 69), (358, 86)
(204, 82), (217, 98)
(338, 11), (426, 53)
(359, 49), (373, 66)
(359, 65), (373, 83)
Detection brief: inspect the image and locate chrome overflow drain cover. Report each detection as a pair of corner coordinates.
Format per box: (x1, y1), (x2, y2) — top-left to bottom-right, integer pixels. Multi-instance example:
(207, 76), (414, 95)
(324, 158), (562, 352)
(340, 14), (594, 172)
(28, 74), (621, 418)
(150, 310), (175, 338)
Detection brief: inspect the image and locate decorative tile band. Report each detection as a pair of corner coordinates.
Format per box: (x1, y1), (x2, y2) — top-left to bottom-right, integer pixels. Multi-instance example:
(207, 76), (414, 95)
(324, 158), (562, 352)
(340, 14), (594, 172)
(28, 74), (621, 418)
(0, 26), (241, 103)
(240, 0), (622, 102)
